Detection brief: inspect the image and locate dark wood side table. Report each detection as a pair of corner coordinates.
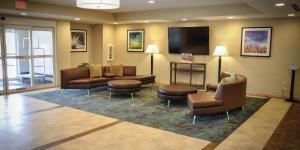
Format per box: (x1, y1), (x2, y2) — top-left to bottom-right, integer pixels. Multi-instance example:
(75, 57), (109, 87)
(170, 61), (206, 89)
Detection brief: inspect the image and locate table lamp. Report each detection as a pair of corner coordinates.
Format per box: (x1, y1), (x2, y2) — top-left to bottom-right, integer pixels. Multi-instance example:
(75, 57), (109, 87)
(213, 46), (228, 82)
(145, 44), (159, 75)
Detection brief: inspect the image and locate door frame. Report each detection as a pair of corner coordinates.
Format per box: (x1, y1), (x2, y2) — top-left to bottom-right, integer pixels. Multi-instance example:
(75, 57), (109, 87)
(0, 25), (7, 94)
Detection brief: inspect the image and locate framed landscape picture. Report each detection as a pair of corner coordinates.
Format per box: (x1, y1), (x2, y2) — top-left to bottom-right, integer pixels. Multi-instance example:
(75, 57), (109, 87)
(71, 29), (87, 52)
(241, 27), (272, 57)
(127, 29), (144, 52)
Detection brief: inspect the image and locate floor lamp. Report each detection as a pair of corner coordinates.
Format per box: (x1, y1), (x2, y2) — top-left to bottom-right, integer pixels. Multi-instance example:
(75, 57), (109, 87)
(145, 44), (159, 75)
(213, 46), (228, 82)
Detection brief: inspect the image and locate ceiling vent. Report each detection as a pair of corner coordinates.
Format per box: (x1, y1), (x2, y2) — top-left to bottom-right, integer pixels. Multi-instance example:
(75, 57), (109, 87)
(291, 4), (300, 11)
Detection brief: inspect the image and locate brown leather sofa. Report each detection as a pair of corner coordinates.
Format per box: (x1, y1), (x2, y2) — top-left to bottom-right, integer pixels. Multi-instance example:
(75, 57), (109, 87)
(60, 66), (155, 95)
(187, 72), (247, 124)
(61, 67), (110, 95)
(103, 66), (155, 85)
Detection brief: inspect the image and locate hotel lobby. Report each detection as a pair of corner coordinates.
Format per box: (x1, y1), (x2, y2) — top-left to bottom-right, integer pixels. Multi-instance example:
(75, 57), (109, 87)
(0, 0), (300, 149)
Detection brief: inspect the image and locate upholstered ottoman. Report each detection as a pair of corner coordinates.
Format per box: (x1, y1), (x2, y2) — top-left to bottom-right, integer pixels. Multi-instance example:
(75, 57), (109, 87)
(108, 80), (142, 100)
(157, 85), (197, 107)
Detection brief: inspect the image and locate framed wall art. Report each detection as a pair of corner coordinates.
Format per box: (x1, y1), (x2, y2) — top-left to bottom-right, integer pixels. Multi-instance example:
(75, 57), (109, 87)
(127, 29), (144, 52)
(107, 44), (114, 61)
(241, 27), (272, 57)
(71, 29), (87, 52)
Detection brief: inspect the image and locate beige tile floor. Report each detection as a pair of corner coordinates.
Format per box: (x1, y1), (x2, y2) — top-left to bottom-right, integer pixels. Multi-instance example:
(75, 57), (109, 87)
(0, 94), (60, 119)
(0, 90), (291, 150)
(51, 122), (210, 150)
(216, 98), (291, 150)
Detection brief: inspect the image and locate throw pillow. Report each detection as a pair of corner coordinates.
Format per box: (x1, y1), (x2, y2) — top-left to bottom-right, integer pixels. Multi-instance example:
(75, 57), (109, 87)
(215, 74), (238, 99)
(89, 64), (102, 78)
(110, 64), (123, 77)
(215, 79), (225, 99)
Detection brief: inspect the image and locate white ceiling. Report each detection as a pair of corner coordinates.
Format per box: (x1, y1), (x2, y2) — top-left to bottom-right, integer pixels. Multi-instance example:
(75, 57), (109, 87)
(1, 0), (299, 23)
(29, 0), (244, 13)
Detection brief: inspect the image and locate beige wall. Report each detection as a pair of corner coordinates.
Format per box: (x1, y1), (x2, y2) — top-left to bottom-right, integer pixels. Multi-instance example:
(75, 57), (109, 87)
(102, 24), (115, 66)
(92, 24), (104, 64)
(112, 18), (300, 98)
(56, 20), (71, 85)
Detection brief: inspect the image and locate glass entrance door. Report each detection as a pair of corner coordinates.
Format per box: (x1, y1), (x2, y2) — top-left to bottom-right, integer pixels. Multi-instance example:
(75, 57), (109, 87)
(1, 26), (55, 94)
(5, 28), (32, 92)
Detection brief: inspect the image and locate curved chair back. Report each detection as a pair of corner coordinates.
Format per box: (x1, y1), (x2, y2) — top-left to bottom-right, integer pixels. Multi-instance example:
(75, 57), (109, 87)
(215, 74), (247, 111)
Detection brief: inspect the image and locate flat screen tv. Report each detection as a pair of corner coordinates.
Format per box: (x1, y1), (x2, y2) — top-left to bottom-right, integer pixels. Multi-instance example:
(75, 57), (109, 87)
(168, 26), (209, 55)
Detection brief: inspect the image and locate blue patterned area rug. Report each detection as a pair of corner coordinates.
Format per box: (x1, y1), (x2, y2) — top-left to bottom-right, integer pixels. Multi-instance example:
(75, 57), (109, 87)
(26, 86), (268, 142)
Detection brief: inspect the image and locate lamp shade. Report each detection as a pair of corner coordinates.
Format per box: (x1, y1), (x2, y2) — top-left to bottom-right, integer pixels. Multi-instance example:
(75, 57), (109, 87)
(145, 44), (159, 54)
(77, 0), (120, 9)
(213, 46), (228, 56)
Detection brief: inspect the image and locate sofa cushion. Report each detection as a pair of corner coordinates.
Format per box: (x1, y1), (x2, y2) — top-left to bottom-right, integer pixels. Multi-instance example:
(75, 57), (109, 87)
(123, 66), (136, 76)
(69, 77), (110, 84)
(188, 92), (223, 109)
(110, 64), (123, 76)
(103, 73), (117, 78)
(113, 75), (155, 81)
(89, 64), (102, 78)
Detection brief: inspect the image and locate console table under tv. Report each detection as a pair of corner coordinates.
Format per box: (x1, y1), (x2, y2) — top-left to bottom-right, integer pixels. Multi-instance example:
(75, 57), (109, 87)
(170, 61), (206, 89)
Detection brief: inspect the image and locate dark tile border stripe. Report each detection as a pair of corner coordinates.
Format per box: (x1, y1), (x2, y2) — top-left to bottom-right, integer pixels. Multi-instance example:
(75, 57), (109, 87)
(202, 142), (220, 150)
(32, 120), (123, 150)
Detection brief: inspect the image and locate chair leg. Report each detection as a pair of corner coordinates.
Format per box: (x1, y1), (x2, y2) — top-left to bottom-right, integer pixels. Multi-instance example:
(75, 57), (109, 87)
(61, 89), (64, 95)
(193, 115), (196, 125)
(108, 92), (112, 100)
(226, 111), (230, 119)
(87, 89), (90, 96)
(131, 93), (134, 100)
(242, 105), (245, 111)
(167, 100), (171, 107)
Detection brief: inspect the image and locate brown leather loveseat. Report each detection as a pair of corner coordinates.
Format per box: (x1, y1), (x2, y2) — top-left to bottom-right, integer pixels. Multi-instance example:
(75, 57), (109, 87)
(60, 66), (155, 95)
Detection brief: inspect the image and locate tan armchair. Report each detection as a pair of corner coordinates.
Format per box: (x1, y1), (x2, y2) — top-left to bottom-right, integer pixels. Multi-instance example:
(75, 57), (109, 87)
(187, 72), (247, 124)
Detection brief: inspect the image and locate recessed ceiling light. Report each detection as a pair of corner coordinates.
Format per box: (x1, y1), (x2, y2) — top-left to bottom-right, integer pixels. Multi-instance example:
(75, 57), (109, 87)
(182, 18), (188, 21)
(148, 0), (155, 4)
(20, 12), (27, 16)
(227, 16), (234, 19)
(288, 13), (295, 17)
(275, 3), (285, 7)
(114, 22), (118, 24)
(74, 17), (80, 21)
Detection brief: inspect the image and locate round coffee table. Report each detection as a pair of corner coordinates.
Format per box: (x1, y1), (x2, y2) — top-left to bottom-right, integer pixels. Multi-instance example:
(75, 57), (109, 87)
(157, 84), (197, 107)
(108, 80), (142, 100)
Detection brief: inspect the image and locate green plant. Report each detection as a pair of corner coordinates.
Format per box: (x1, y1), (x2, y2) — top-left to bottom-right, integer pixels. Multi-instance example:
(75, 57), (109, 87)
(78, 63), (90, 68)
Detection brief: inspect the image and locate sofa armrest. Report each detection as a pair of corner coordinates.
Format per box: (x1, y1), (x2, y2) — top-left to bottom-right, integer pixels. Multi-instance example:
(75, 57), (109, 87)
(206, 84), (218, 91)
